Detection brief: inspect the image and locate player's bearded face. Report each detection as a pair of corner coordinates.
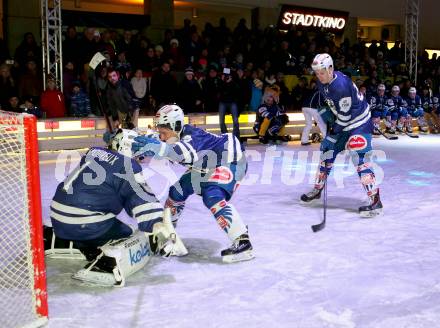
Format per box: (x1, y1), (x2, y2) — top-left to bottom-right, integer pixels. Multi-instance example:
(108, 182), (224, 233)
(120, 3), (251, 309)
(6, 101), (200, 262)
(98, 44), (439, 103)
(157, 127), (178, 144)
(314, 68), (333, 84)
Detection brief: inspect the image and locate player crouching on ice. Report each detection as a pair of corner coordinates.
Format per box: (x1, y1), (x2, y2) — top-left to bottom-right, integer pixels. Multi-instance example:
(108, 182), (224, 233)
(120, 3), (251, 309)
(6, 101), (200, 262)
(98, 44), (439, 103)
(301, 53), (383, 217)
(405, 87), (429, 134)
(132, 104), (254, 263)
(44, 129), (186, 286)
(253, 85), (290, 144)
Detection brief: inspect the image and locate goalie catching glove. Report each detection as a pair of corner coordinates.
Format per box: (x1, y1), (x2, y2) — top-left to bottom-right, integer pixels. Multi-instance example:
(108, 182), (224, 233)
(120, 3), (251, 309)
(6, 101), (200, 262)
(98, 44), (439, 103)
(150, 208), (188, 257)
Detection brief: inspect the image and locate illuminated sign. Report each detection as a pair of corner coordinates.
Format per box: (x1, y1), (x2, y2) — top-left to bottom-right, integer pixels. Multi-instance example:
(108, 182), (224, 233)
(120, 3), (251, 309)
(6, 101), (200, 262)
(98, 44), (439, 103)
(278, 5), (349, 33)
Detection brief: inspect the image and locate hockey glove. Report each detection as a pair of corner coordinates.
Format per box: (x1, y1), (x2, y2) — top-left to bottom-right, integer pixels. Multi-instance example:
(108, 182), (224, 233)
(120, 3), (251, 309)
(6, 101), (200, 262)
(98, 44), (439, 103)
(318, 106), (335, 128)
(132, 136), (170, 158)
(151, 222), (176, 258)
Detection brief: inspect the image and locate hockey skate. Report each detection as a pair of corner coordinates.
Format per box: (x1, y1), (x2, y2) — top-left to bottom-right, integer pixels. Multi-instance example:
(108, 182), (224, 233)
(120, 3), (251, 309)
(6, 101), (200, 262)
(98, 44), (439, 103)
(386, 126), (396, 135)
(404, 125), (419, 138)
(419, 125), (429, 134)
(259, 136), (269, 144)
(300, 188), (323, 203)
(221, 233), (254, 263)
(373, 124), (381, 137)
(359, 192), (383, 218)
(396, 125), (405, 134)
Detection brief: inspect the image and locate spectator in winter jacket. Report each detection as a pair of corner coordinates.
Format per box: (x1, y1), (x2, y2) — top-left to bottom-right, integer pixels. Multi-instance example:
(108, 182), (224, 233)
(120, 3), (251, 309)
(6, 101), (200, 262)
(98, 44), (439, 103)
(0, 63), (16, 109)
(106, 69), (133, 128)
(150, 61), (177, 108)
(18, 59), (43, 101)
(177, 67), (202, 113)
(218, 68), (241, 138)
(20, 96), (42, 118)
(201, 66), (221, 112)
(130, 69), (147, 126)
(40, 77), (66, 118)
(70, 81), (91, 117)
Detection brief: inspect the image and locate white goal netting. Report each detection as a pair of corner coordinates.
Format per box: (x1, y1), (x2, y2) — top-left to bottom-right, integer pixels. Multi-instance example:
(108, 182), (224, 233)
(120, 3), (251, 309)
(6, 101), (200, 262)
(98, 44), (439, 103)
(0, 111), (47, 328)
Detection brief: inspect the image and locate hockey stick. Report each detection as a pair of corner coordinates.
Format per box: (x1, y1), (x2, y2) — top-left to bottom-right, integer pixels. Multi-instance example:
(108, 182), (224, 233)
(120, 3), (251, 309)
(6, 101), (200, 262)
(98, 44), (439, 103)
(377, 128), (398, 140)
(89, 52), (114, 133)
(311, 180), (327, 233)
(404, 131), (419, 138)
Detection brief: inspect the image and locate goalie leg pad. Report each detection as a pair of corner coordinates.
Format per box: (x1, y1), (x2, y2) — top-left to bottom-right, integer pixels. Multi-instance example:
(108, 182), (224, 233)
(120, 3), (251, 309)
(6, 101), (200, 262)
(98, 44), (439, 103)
(72, 231), (151, 287)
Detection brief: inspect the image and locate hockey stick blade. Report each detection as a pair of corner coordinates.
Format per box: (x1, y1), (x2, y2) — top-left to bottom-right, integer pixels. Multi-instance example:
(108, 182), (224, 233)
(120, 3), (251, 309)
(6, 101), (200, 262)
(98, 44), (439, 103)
(311, 220), (325, 233)
(404, 131), (419, 138)
(377, 129), (398, 140)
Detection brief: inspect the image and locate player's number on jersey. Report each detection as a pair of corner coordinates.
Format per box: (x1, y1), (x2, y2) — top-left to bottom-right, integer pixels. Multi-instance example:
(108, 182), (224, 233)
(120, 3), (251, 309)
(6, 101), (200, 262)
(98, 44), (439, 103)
(62, 161), (91, 192)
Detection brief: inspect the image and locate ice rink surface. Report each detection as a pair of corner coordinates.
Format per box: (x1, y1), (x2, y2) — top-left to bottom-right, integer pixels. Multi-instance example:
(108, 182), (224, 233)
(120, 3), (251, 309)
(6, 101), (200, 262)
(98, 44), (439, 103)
(40, 135), (440, 328)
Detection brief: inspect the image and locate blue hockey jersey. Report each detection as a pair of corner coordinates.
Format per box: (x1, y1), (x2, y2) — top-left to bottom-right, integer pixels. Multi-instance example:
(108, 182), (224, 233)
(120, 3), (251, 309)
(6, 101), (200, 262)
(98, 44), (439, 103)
(405, 95), (422, 112)
(50, 147), (163, 241)
(386, 95), (405, 112)
(420, 94), (433, 113)
(317, 71), (371, 134)
(368, 93), (388, 113)
(168, 125), (245, 172)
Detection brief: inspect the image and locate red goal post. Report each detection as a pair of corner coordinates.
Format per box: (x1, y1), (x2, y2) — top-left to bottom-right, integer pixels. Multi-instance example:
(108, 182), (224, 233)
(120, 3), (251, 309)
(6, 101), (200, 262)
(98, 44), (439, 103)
(0, 111), (48, 328)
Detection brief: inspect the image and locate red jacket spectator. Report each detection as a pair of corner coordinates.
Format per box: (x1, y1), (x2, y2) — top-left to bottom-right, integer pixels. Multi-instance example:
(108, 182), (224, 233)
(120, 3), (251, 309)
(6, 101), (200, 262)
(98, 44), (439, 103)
(40, 78), (66, 118)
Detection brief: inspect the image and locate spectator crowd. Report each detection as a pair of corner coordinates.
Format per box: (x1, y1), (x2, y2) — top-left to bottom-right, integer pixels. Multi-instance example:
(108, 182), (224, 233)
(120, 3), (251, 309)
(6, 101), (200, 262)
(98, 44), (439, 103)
(1, 17), (440, 135)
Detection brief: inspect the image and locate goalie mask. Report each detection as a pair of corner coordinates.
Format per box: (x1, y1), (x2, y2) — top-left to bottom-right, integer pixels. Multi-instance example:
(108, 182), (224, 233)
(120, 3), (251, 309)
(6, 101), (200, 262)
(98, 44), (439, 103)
(111, 129), (139, 158)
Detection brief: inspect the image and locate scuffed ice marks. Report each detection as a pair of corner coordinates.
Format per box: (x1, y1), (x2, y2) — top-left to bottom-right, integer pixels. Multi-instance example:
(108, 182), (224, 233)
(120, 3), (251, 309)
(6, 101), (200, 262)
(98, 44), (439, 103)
(39, 136), (440, 327)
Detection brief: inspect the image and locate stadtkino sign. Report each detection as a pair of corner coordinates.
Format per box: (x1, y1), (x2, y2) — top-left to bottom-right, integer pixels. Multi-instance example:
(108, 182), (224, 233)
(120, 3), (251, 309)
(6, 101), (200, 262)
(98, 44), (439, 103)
(278, 5), (349, 33)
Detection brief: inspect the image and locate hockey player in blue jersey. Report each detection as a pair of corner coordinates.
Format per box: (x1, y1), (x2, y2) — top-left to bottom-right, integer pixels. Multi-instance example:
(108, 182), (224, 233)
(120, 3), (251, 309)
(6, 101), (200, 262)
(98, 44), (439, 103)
(45, 129), (186, 286)
(300, 53), (383, 217)
(422, 85), (440, 133)
(368, 83), (389, 136)
(132, 104), (254, 263)
(405, 87), (428, 134)
(386, 86), (407, 134)
(253, 85), (290, 144)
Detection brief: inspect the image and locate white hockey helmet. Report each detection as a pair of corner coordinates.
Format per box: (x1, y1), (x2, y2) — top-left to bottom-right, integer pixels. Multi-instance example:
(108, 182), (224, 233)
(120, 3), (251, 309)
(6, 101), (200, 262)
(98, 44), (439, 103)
(377, 83), (386, 91)
(111, 129), (138, 157)
(155, 104), (185, 133)
(409, 87), (417, 94)
(392, 85), (400, 93)
(311, 53), (334, 72)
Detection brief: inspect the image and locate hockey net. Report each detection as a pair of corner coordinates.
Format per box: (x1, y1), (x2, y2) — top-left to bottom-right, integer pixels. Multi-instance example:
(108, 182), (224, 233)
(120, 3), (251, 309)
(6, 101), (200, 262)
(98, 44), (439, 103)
(0, 111), (48, 328)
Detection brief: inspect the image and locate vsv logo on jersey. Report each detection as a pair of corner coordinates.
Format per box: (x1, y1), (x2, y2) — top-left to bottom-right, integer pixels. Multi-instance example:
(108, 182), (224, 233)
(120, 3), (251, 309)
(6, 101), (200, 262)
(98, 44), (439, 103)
(346, 135), (367, 151)
(129, 242), (149, 265)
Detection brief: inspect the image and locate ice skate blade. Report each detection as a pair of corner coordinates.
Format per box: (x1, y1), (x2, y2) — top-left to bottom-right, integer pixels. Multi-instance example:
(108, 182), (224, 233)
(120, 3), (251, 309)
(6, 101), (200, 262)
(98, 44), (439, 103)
(359, 208), (383, 218)
(72, 269), (119, 287)
(222, 250), (255, 263)
(300, 197), (321, 205)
